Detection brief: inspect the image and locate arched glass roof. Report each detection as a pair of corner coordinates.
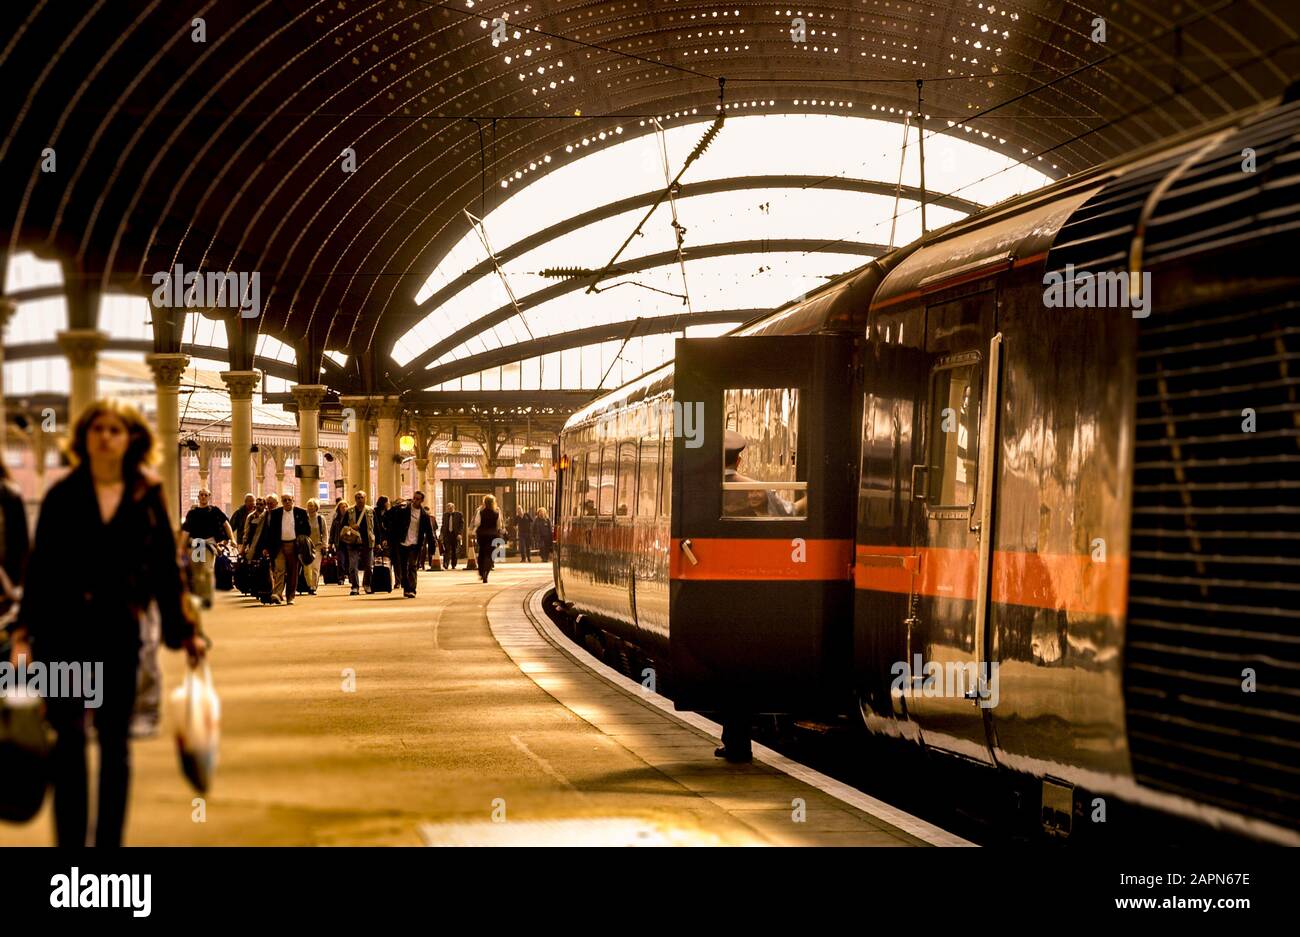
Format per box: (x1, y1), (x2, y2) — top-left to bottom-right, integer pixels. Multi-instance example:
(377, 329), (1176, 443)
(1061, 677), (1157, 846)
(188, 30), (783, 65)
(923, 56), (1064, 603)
(395, 113), (1052, 379)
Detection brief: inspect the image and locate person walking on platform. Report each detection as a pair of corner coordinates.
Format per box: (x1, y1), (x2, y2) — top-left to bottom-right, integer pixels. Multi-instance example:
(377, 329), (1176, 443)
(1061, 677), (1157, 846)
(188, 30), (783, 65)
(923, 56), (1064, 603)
(533, 507), (553, 563)
(516, 506), (532, 562)
(384, 497), (407, 592)
(389, 491), (436, 598)
(183, 487), (234, 548)
(441, 501), (464, 569)
(242, 495), (271, 562)
(7, 399), (205, 847)
(256, 492), (310, 605)
(228, 492), (255, 548)
(304, 498), (327, 594)
(475, 495), (501, 583)
(337, 490), (375, 596)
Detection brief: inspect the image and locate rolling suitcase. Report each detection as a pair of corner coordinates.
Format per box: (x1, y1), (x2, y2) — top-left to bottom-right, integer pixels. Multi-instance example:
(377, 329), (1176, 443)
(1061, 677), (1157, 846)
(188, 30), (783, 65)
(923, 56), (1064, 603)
(252, 556), (274, 603)
(371, 557), (393, 594)
(321, 551), (340, 585)
(234, 556), (250, 594)
(215, 552), (234, 591)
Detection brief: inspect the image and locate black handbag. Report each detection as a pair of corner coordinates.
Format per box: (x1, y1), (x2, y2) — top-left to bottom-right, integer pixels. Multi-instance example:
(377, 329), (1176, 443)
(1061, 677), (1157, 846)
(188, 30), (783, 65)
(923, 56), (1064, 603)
(0, 693), (50, 823)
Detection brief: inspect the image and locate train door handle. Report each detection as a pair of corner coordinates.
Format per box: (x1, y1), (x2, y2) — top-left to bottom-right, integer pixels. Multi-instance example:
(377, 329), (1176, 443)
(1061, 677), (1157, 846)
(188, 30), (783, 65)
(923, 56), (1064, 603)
(680, 539), (700, 566)
(911, 464), (929, 501)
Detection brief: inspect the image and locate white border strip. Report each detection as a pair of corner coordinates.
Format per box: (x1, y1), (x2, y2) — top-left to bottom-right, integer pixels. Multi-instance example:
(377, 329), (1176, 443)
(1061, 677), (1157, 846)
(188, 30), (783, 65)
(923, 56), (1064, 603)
(504, 585), (972, 847)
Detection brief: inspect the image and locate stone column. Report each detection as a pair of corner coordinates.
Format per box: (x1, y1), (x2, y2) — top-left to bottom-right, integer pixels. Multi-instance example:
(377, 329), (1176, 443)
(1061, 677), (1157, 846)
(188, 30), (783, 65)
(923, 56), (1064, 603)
(374, 397), (401, 502)
(57, 328), (107, 424)
(332, 450), (348, 502)
(30, 416), (48, 496)
(253, 447), (270, 497)
(415, 457), (429, 498)
(197, 441), (216, 497)
(0, 300), (13, 452)
(220, 370), (260, 504)
(338, 396), (368, 497)
(292, 383), (327, 504)
(146, 352), (190, 523)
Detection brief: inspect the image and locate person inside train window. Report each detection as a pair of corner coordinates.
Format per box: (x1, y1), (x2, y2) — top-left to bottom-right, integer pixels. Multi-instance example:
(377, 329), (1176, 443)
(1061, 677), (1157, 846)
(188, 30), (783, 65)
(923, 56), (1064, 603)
(583, 498), (597, 516)
(722, 430), (806, 518)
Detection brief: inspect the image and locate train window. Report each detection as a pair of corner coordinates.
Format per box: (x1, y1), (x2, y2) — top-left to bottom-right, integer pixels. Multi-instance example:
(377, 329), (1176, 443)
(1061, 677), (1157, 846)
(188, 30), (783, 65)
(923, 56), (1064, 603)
(927, 360), (981, 508)
(616, 443), (636, 517)
(721, 388), (806, 519)
(636, 437), (659, 516)
(660, 404), (672, 517)
(582, 449), (599, 516)
(567, 452), (582, 517)
(598, 446), (616, 516)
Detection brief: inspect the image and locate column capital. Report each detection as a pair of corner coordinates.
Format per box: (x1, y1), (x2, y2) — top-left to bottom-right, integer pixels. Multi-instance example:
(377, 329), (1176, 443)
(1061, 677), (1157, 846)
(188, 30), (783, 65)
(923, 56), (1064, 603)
(368, 395), (404, 422)
(56, 328), (108, 367)
(220, 369), (261, 401)
(290, 383), (329, 412)
(0, 298), (15, 332)
(145, 352), (190, 389)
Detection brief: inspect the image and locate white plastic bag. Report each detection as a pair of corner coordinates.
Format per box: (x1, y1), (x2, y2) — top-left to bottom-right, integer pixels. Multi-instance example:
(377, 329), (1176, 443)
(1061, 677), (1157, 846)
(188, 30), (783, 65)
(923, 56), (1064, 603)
(169, 660), (220, 793)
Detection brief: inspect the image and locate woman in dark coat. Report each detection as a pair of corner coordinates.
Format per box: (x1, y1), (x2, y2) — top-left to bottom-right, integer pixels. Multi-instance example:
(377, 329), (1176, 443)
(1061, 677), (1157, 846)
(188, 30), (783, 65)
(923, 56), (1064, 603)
(475, 494), (501, 583)
(0, 461), (29, 594)
(9, 399), (205, 847)
(532, 507), (553, 563)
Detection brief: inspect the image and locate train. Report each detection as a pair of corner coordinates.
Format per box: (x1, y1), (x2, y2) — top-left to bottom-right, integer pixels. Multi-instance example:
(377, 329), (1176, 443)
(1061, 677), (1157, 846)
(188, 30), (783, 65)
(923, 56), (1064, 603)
(550, 93), (1300, 844)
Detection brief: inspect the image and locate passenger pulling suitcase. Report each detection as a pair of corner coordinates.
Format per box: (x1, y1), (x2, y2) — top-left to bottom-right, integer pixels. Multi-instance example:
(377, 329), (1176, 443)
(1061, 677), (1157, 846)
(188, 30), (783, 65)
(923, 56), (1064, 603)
(371, 557), (393, 594)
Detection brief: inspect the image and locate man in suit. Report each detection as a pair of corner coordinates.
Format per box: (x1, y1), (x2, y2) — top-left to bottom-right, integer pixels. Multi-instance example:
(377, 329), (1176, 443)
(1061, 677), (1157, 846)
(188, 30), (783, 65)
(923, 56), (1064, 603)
(255, 492), (311, 605)
(337, 490), (376, 596)
(440, 502), (464, 569)
(389, 491), (436, 598)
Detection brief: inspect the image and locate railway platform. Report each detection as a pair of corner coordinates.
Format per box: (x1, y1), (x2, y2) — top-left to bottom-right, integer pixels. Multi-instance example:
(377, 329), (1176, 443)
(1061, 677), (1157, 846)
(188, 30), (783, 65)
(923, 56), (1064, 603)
(1, 565), (958, 847)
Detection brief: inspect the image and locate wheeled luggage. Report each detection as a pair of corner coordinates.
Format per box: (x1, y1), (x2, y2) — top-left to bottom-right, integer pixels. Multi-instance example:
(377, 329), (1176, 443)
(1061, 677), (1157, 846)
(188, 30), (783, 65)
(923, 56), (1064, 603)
(371, 556), (393, 593)
(321, 550), (340, 584)
(215, 551), (234, 591)
(251, 556), (274, 603)
(0, 692), (50, 823)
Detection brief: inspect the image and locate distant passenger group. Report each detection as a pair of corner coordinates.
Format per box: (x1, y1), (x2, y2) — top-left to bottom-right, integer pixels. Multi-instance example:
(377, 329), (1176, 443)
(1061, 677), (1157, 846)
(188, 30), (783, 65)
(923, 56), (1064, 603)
(209, 486), (552, 602)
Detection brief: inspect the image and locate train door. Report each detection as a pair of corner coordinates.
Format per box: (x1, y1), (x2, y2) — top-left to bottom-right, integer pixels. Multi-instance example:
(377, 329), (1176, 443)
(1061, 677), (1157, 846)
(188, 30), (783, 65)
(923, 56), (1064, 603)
(670, 334), (857, 713)
(904, 287), (1003, 763)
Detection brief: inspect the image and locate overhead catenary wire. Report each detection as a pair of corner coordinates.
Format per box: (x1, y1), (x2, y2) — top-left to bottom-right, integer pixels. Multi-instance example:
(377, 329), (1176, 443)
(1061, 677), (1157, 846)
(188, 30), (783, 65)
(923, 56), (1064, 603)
(798, 28), (1300, 261)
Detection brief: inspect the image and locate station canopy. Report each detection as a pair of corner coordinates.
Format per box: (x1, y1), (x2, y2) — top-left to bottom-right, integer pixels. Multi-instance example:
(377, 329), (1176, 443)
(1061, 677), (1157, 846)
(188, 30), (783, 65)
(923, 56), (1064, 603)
(1, 0), (1294, 410)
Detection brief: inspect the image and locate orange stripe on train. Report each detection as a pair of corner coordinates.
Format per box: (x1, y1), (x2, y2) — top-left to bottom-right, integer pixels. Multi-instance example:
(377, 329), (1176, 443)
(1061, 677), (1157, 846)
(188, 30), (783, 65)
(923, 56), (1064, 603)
(669, 538), (854, 581)
(854, 545), (1128, 618)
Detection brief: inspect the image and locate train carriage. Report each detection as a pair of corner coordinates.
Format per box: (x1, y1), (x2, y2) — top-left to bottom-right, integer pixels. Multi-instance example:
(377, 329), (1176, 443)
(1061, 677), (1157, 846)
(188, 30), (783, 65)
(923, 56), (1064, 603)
(554, 95), (1300, 843)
